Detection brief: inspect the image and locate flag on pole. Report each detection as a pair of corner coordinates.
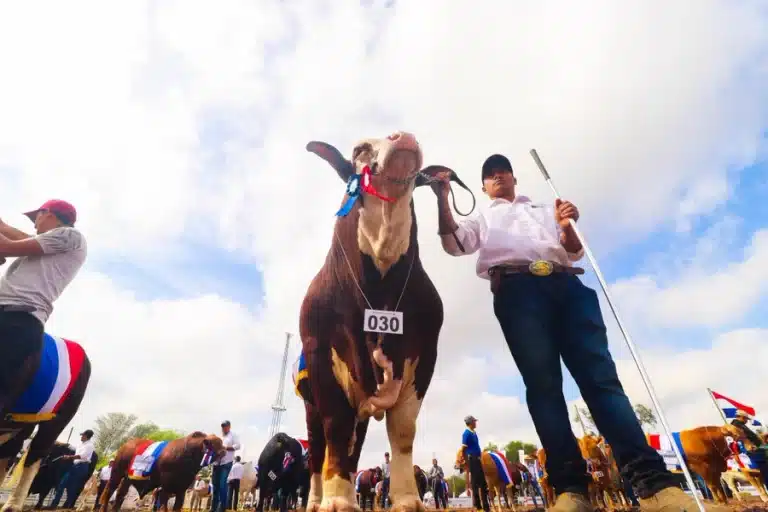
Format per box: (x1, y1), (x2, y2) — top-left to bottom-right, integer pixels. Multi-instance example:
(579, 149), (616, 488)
(710, 390), (762, 426)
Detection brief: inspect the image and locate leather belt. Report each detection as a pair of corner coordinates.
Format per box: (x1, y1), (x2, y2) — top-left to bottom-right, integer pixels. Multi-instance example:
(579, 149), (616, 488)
(488, 260), (585, 278)
(488, 260), (584, 294)
(0, 304), (36, 313)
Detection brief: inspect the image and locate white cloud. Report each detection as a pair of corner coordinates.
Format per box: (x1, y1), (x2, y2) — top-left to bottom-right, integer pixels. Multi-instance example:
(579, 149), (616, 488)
(0, 0), (766, 475)
(611, 229), (768, 329)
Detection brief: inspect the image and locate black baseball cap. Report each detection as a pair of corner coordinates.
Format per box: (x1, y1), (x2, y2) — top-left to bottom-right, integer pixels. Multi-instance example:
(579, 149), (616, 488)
(481, 154), (513, 182)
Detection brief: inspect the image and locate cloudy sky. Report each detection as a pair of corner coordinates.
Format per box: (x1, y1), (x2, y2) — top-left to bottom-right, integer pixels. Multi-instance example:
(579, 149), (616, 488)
(1, 0), (767, 472)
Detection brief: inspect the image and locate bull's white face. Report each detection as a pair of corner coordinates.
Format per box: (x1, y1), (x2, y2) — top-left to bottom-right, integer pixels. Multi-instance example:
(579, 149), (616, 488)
(351, 131), (424, 202)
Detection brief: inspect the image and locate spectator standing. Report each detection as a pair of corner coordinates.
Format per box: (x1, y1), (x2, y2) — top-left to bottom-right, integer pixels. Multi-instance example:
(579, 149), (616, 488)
(428, 458), (447, 509)
(93, 459), (114, 510)
(380, 452), (391, 509)
(210, 420), (240, 512)
(461, 415), (490, 512)
(49, 429), (95, 509)
(227, 456), (244, 510)
(191, 475), (208, 511)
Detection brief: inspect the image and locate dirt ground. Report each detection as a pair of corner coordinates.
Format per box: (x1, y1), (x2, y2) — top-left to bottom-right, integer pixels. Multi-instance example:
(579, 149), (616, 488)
(9, 505), (768, 512)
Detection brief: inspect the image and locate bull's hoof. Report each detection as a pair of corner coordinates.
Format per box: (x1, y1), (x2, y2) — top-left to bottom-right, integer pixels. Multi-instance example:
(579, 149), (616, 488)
(390, 496), (424, 512)
(318, 497), (360, 512)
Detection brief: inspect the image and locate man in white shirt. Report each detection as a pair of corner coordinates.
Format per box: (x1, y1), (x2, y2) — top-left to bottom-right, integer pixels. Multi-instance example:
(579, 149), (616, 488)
(432, 154), (724, 512)
(50, 429), (96, 509)
(380, 452), (391, 509)
(211, 420), (241, 512)
(92, 459), (114, 510)
(227, 456), (244, 510)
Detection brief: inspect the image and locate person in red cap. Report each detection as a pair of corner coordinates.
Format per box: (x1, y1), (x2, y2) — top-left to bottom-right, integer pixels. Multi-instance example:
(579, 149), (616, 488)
(0, 199), (87, 418)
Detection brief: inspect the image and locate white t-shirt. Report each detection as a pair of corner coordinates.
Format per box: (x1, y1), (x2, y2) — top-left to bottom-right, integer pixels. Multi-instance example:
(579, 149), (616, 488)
(100, 466), (112, 481)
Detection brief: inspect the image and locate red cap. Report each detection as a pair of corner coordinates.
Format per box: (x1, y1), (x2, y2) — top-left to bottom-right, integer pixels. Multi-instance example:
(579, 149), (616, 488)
(24, 199), (77, 226)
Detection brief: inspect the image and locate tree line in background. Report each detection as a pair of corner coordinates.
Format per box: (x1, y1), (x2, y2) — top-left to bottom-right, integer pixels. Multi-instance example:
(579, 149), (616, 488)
(92, 412), (185, 469)
(574, 402), (658, 436)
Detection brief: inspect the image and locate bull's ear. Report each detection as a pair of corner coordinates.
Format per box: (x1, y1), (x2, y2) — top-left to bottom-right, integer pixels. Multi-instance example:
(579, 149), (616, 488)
(306, 141), (355, 183)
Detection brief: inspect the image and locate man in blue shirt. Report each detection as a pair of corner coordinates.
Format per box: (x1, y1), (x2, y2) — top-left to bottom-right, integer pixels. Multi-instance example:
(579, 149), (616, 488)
(461, 415), (489, 512)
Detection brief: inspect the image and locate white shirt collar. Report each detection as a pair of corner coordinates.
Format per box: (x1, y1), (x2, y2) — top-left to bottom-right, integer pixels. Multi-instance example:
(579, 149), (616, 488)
(488, 195), (531, 207)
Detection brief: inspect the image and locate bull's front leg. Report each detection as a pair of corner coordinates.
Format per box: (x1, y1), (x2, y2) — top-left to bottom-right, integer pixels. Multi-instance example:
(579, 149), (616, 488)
(384, 391), (423, 512)
(318, 410), (359, 512)
(1, 458), (43, 512)
(306, 401), (326, 512)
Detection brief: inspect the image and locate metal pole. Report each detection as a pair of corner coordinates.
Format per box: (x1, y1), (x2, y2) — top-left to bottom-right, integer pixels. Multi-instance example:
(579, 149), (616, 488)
(529, 148), (706, 512)
(66, 426), (73, 444)
(706, 388), (729, 425)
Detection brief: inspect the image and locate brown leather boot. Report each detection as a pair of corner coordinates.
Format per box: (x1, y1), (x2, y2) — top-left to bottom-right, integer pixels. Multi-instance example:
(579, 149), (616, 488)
(549, 492), (595, 512)
(639, 487), (731, 511)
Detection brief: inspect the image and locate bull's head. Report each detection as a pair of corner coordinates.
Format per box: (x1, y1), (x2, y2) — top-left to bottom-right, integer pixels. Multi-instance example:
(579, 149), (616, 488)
(203, 434), (227, 463)
(372, 466), (383, 483)
(453, 448), (466, 471)
(721, 424), (759, 452)
(306, 131), (475, 214)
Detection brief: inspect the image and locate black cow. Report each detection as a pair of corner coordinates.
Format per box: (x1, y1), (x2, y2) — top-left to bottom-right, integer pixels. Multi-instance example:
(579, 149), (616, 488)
(256, 433), (309, 512)
(27, 442), (74, 508)
(27, 443), (98, 508)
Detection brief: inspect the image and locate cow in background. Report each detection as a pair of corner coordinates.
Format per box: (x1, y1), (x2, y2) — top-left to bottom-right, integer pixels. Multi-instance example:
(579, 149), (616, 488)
(255, 433), (308, 512)
(454, 447), (518, 512)
(101, 432), (225, 512)
(413, 466), (428, 502)
(25, 442), (75, 508)
(354, 467), (382, 511)
(299, 131), (473, 512)
(646, 425), (760, 504)
(0, 335), (91, 512)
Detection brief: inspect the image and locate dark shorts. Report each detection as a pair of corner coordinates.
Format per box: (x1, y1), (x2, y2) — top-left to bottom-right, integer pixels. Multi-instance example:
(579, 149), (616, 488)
(0, 310), (44, 416)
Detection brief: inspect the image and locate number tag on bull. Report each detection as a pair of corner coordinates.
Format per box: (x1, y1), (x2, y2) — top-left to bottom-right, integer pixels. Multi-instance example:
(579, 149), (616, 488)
(364, 309), (403, 335)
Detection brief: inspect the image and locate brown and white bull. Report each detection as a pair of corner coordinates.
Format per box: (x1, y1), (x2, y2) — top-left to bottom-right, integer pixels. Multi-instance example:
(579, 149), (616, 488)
(298, 131), (470, 512)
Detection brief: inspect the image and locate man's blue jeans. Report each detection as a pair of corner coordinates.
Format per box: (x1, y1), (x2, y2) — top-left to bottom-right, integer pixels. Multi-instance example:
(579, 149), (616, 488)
(50, 461), (90, 508)
(492, 273), (677, 499)
(211, 462), (233, 512)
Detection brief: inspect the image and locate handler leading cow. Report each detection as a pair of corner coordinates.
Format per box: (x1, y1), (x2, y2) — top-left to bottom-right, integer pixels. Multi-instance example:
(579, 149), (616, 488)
(297, 131), (472, 512)
(431, 154), (731, 512)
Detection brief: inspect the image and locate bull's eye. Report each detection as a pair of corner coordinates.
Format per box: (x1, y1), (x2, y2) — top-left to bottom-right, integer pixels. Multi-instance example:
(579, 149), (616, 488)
(353, 143), (373, 161)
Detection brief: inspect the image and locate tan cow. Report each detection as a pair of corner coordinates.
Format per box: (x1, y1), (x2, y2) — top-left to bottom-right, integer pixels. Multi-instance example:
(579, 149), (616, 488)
(535, 448), (555, 508)
(578, 435), (624, 510)
(454, 447), (516, 512)
(645, 425), (759, 504)
(596, 440), (630, 508)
